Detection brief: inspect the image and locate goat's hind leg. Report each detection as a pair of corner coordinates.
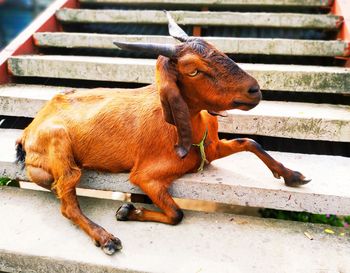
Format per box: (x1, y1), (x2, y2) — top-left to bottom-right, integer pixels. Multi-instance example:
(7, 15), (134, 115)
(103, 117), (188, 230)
(216, 138), (311, 187)
(47, 129), (121, 255)
(26, 165), (54, 190)
(18, 142), (54, 191)
(54, 168), (122, 255)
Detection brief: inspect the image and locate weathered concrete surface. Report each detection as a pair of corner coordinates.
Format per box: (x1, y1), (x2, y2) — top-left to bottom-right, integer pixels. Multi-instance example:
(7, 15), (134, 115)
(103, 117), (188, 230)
(79, 0), (333, 8)
(56, 9), (341, 29)
(220, 101), (350, 142)
(2, 129), (350, 215)
(1, 84), (349, 141)
(0, 187), (349, 273)
(34, 32), (349, 57)
(8, 56), (350, 93)
(0, 84), (82, 118)
(8, 55), (155, 84)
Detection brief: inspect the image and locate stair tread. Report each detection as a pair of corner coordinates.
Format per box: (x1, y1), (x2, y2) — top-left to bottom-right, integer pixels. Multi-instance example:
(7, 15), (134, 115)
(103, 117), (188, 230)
(0, 187), (349, 273)
(34, 32), (349, 57)
(1, 84), (349, 141)
(56, 9), (341, 29)
(8, 55), (350, 93)
(1, 128), (350, 214)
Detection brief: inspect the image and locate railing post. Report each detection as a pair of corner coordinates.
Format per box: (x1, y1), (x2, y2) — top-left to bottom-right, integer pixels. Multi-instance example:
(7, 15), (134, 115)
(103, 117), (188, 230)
(331, 0), (350, 66)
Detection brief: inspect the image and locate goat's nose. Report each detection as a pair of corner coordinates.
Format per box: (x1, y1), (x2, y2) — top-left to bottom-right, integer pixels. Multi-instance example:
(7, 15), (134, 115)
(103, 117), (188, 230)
(248, 85), (260, 94)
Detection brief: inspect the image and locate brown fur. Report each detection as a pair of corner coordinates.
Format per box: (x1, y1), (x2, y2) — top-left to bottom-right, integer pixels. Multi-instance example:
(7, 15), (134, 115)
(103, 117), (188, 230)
(17, 38), (309, 254)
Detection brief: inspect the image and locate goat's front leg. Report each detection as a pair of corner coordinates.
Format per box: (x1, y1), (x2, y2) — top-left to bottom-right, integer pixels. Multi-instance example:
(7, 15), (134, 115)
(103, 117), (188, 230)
(116, 179), (183, 225)
(216, 138), (311, 187)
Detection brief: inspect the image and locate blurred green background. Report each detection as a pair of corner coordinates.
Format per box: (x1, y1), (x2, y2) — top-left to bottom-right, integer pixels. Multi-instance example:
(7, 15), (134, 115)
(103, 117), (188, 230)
(0, 0), (53, 49)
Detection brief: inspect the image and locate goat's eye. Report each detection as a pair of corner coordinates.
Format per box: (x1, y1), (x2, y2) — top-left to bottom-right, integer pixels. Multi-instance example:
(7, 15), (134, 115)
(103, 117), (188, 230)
(188, 70), (199, 77)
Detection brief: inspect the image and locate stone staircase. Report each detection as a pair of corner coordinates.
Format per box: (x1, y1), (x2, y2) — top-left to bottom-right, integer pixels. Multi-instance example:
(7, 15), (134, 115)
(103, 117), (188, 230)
(0, 0), (349, 272)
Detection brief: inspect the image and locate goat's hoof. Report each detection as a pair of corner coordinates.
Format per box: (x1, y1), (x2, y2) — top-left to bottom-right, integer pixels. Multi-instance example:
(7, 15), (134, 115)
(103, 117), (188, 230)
(272, 171), (281, 179)
(116, 203), (135, 221)
(284, 171), (311, 187)
(102, 237), (123, 255)
(175, 145), (189, 159)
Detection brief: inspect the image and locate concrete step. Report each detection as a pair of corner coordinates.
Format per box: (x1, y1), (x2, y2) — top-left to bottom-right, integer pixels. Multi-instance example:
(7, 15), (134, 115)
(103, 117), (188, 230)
(1, 186), (349, 273)
(2, 129), (350, 215)
(1, 84), (349, 141)
(56, 9), (342, 30)
(8, 55), (350, 93)
(79, 0), (334, 8)
(34, 32), (350, 57)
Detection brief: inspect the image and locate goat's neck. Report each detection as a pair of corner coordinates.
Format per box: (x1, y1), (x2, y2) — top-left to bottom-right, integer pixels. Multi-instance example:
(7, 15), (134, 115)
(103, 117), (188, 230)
(190, 111), (209, 144)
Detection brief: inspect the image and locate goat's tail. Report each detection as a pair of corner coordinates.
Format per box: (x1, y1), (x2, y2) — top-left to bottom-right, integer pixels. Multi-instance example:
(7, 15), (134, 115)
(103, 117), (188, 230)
(15, 139), (26, 169)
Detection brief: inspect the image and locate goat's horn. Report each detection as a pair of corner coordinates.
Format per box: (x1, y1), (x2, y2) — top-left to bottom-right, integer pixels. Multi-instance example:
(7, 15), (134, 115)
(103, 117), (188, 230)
(164, 10), (189, 42)
(113, 41), (176, 58)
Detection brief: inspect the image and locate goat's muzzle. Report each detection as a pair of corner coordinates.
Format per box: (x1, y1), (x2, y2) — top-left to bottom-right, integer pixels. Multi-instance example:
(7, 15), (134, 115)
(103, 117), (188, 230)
(232, 84), (262, 111)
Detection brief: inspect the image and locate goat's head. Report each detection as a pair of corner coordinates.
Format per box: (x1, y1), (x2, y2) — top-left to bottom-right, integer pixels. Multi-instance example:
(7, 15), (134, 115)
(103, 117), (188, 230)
(113, 11), (261, 158)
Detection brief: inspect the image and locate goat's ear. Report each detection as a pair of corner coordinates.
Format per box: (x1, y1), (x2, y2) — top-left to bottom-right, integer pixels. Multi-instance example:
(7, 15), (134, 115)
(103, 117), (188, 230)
(156, 56), (192, 158)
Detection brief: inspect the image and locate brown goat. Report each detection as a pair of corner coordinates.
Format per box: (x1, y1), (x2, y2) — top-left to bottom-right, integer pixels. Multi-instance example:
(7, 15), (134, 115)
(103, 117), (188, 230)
(16, 12), (310, 255)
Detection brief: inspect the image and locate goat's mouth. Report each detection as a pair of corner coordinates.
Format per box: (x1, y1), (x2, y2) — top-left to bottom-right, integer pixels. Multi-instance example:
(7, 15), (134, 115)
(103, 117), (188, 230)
(232, 100), (259, 110)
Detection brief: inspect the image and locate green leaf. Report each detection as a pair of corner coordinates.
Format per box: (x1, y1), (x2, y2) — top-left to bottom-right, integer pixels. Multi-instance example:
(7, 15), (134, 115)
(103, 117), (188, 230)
(259, 208), (350, 227)
(0, 177), (11, 186)
(0, 177), (19, 187)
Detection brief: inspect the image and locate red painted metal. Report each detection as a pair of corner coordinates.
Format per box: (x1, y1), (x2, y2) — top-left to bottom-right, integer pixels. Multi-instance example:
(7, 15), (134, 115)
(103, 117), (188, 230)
(331, 0), (350, 65)
(332, 0), (350, 41)
(0, 0), (79, 84)
(192, 26), (202, 37)
(192, 7), (209, 37)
